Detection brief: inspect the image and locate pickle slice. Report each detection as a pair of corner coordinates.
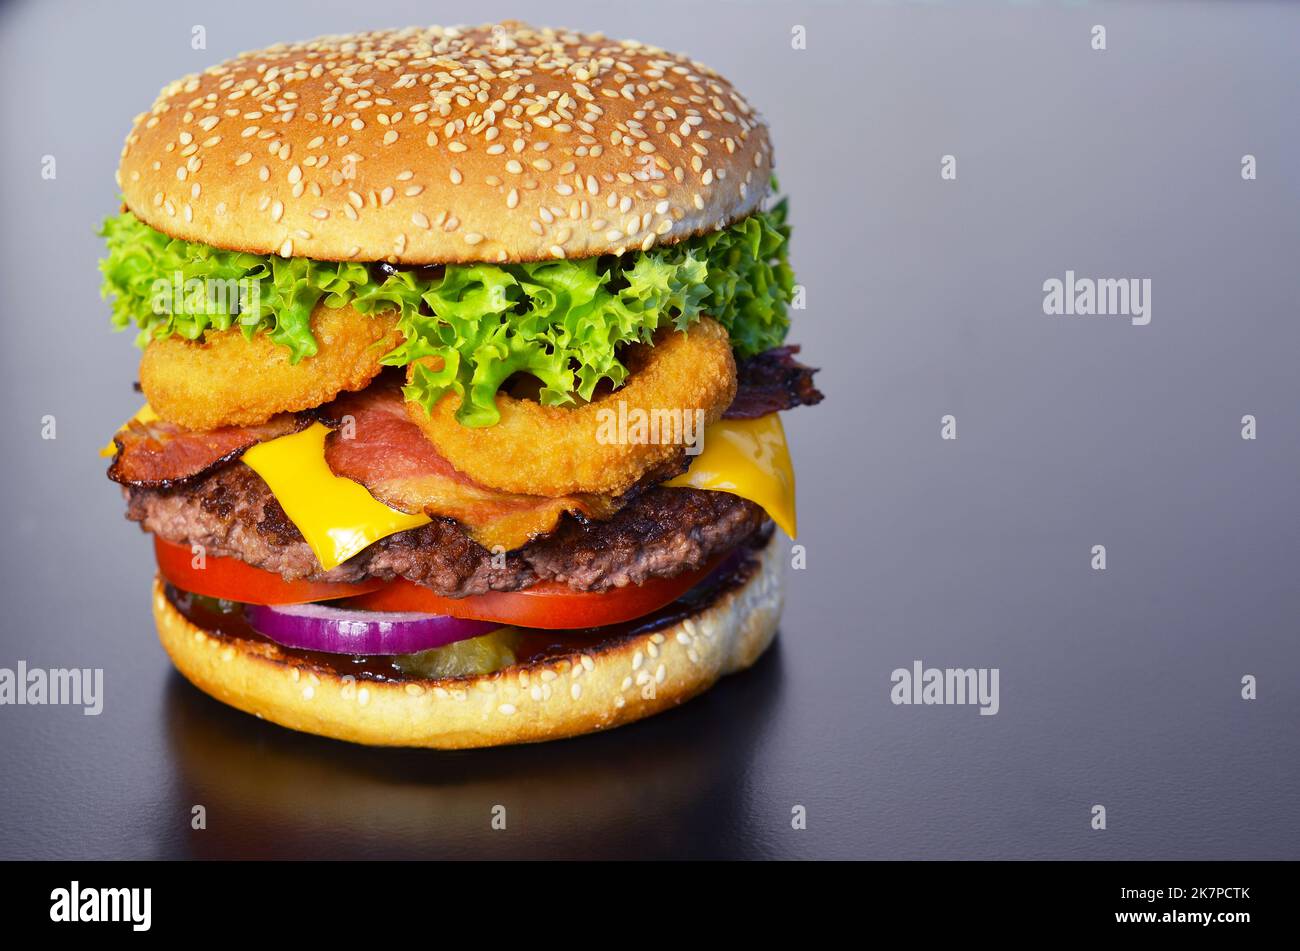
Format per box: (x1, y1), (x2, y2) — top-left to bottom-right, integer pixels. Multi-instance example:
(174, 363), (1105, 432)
(392, 628), (521, 679)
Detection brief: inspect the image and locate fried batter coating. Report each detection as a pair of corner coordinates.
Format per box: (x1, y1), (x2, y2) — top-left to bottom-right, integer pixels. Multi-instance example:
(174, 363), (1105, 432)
(407, 317), (738, 497)
(140, 304), (400, 430)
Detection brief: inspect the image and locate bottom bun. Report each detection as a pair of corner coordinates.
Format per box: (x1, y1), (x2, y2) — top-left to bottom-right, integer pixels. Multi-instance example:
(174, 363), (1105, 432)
(153, 532), (785, 748)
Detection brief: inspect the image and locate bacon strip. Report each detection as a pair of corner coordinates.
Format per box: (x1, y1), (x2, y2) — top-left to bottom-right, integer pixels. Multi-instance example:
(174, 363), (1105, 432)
(725, 345), (824, 419)
(320, 381), (621, 552)
(108, 414), (308, 489)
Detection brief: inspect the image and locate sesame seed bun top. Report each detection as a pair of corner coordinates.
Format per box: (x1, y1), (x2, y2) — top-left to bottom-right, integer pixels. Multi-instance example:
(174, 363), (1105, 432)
(116, 22), (774, 265)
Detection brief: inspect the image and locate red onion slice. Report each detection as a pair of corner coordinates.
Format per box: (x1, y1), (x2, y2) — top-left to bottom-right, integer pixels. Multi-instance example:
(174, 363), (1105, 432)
(246, 601), (501, 656)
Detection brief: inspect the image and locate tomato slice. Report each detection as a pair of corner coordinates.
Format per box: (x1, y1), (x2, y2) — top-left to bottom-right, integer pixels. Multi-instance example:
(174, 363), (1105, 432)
(346, 557), (722, 630)
(154, 537), (384, 605)
(156, 533), (723, 628)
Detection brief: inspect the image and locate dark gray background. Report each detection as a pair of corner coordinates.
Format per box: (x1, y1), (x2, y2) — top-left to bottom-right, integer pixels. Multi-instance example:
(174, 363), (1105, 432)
(0, 0), (1296, 859)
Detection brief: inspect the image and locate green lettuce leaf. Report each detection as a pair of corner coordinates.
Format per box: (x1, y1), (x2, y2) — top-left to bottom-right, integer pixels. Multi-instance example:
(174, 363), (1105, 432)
(99, 200), (794, 426)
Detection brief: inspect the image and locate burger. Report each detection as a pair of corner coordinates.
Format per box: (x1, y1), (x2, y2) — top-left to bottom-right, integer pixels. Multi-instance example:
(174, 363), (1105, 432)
(99, 23), (821, 748)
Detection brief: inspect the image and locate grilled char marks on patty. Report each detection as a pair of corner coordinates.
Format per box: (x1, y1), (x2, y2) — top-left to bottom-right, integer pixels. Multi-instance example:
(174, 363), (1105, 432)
(124, 464), (770, 599)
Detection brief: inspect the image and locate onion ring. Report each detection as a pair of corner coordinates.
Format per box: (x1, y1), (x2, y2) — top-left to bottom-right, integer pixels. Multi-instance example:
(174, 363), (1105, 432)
(406, 317), (738, 497)
(140, 304), (400, 430)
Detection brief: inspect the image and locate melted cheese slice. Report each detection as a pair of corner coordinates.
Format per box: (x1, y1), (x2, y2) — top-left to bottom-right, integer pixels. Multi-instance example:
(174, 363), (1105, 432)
(666, 415), (798, 537)
(242, 424), (431, 570)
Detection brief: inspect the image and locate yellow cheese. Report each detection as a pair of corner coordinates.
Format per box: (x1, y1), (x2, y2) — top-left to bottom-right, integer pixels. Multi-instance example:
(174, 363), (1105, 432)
(98, 404), (159, 457)
(666, 415), (798, 537)
(242, 423), (431, 570)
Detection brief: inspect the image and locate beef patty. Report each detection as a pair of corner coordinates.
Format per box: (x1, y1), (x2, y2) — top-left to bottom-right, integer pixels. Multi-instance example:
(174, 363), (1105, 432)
(124, 464), (770, 598)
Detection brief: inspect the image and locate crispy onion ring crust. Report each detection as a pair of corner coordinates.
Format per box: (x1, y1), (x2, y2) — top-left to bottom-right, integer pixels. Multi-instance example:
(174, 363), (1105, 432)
(407, 317), (738, 498)
(140, 304), (400, 430)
